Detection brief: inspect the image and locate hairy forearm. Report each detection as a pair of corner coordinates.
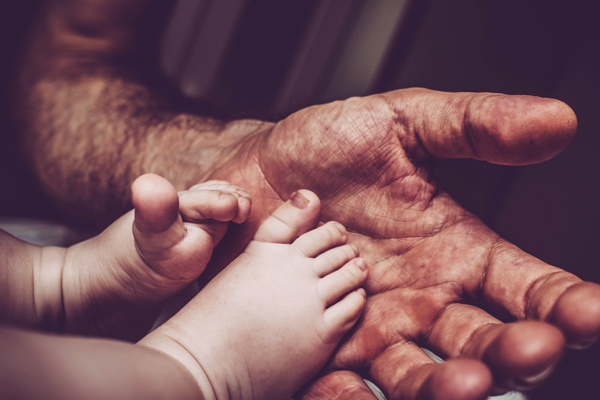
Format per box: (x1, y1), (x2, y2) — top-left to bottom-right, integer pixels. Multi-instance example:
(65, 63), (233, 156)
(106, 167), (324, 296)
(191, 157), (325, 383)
(17, 71), (265, 223)
(0, 326), (202, 400)
(13, 0), (271, 225)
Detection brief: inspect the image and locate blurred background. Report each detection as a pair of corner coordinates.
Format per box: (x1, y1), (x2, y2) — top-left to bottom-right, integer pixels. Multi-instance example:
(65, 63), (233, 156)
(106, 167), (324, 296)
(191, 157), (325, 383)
(1, 0), (599, 398)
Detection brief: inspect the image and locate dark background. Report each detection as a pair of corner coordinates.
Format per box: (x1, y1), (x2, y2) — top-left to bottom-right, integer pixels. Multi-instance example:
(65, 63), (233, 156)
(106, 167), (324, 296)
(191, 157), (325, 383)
(1, 0), (599, 398)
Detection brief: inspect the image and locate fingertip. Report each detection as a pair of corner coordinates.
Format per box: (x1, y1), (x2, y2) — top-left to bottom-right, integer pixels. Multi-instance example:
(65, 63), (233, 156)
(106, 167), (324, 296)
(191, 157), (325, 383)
(297, 370), (378, 400)
(484, 320), (564, 391)
(419, 359), (492, 400)
(548, 282), (600, 347)
(532, 97), (577, 156)
(470, 94), (577, 165)
(543, 97), (577, 137)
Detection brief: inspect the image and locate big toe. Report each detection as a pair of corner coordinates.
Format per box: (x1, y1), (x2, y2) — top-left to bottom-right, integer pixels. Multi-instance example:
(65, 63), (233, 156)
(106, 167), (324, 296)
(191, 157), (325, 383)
(253, 190), (321, 244)
(132, 173), (180, 233)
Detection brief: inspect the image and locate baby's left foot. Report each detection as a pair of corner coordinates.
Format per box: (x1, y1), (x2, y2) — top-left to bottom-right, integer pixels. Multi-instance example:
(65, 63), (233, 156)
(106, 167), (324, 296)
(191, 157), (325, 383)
(61, 174), (251, 339)
(140, 189), (367, 399)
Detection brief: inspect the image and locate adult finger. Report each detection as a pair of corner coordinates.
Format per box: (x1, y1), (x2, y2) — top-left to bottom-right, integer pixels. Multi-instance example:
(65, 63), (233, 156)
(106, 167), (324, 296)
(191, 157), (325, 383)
(382, 88), (577, 165)
(368, 341), (492, 400)
(298, 370), (379, 400)
(480, 239), (600, 347)
(426, 303), (565, 392)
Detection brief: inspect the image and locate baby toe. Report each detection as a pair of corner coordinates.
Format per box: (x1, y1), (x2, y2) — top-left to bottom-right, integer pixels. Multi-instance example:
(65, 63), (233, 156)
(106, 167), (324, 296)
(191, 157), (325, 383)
(313, 244), (358, 277)
(132, 173), (180, 233)
(253, 190), (321, 244)
(188, 180), (231, 191)
(179, 190), (240, 222)
(321, 289), (366, 343)
(318, 258), (368, 306)
(292, 221), (348, 258)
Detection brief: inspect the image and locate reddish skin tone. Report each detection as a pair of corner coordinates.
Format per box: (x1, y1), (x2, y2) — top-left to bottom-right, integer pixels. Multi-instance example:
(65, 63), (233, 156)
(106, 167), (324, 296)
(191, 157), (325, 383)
(209, 92), (596, 399)
(13, 0), (600, 398)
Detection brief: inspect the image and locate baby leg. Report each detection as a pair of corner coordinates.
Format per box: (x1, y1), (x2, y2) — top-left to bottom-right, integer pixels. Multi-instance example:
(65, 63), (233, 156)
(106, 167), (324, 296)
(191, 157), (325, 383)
(140, 190), (367, 400)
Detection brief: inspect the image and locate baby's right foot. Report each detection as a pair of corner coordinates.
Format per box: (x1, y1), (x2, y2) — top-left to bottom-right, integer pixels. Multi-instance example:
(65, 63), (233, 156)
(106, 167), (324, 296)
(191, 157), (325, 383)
(140, 190), (367, 400)
(61, 174), (251, 339)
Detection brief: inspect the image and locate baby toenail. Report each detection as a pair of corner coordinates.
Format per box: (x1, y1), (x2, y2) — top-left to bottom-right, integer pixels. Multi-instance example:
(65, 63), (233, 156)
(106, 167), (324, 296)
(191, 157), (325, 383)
(236, 188), (249, 197)
(355, 258), (367, 271)
(290, 191), (309, 209)
(334, 222), (346, 236)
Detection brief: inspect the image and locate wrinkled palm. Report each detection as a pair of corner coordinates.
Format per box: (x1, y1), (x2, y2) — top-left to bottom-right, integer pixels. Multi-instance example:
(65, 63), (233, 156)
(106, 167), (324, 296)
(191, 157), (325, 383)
(208, 88), (599, 399)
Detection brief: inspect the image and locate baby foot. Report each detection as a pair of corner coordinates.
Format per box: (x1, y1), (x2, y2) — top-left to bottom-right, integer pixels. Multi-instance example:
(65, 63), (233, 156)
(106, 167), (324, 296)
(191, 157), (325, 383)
(61, 174), (251, 339)
(139, 190), (368, 400)
(131, 174), (251, 284)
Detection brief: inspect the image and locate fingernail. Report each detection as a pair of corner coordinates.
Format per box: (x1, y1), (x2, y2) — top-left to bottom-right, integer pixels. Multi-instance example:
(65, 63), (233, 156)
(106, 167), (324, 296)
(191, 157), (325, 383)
(569, 338), (597, 350)
(510, 365), (556, 390)
(290, 191), (308, 209)
(355, 258), (367, 271)
(350, 244), (359, 256)
(356, 288), (367, 299)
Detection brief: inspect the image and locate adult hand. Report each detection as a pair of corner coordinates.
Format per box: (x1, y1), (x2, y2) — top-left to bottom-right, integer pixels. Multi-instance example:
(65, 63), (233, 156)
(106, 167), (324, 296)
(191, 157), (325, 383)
(207, 88), (600, 399)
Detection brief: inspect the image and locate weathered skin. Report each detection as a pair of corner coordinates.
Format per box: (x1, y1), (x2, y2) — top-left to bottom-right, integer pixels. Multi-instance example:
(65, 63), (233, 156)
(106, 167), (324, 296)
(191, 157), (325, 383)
(12, 1), (600, 398)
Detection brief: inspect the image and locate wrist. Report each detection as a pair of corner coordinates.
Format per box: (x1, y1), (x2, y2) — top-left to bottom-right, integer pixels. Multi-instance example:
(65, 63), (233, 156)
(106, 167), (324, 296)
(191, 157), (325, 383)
(33, 246), (66, 331)
(141, 117), (272, 190)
